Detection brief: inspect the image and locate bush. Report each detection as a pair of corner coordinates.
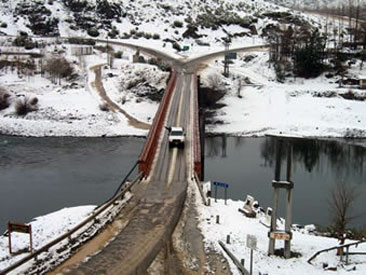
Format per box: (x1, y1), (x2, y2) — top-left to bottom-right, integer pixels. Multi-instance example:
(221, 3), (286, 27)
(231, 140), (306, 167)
(138, 56), (146, 63)
(87, 28), (100, 37)
(0, 22), (7, 28)
(114, 51), (123, 58)
(172, 42), (181, 51)
(45, 58), (74, 84)
(152, 33), (160, 40)
(13, 33), (35, 49)
(0, 89), (10, 110)
(15, 97), (38, 116)
(108, 27), (119, 38)
(68, 37), (95, 45)
(144, 33), (152, 39)
(173, 20), (183, 28)
(99, 103), (110, 112)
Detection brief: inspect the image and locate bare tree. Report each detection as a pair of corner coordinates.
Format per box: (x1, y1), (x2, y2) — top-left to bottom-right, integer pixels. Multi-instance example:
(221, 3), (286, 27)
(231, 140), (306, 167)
(328, 182), (359, 234)
(206, 73), (224, 92)
(45, 57), (74, 85)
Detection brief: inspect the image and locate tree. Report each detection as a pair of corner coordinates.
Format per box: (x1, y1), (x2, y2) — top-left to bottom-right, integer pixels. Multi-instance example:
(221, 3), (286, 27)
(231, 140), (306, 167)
(294, 29), (325, 78)
(328, 182), (359, 234)
(45, 58), (74, 84)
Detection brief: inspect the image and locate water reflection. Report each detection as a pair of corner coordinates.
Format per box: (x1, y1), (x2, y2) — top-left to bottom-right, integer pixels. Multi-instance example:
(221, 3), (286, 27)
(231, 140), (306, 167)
(260, 138), (366, 184)
(205, 136), (366, 227)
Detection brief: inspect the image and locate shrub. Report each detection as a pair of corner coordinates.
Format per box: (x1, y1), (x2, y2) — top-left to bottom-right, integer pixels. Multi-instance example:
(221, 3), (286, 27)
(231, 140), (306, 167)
(0, 89), (10, 110)
(45, 58), (74, 84)
(206, 73), (224, 92)
(0, 22), (7, 28)
(87, 28), (100, 37)
(13, 32), (35, 49)
(68, 37), (95, 45)
(114, 51), (123, 58)
(108, 27), (119, 38)
(152, 33), (160, 40)
(172, 42), (181, 51)
(144, 33), (152, 39)
(138, 56), (146, 63)
(15, 97), (38, 116)
(99, 103), (110, 112)
(173, 20), (183, 28)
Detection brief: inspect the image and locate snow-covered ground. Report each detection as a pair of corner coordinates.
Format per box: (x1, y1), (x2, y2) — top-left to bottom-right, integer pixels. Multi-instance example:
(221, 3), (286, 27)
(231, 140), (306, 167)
(0, 192), (133, 274)
(2, 197), (365, 274)
(1, 45), (365, 138)
(199, 50), (366, 138)
(0, 206), (95, 272)
(0, 44), (167, 137)
(198, 198), (366, 275)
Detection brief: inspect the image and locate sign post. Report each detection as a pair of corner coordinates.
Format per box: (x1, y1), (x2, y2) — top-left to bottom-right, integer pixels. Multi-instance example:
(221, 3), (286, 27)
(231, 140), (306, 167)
(213, 181), (229, 204)
(8, 222), (33, 254)
(247, 234), (257, 275)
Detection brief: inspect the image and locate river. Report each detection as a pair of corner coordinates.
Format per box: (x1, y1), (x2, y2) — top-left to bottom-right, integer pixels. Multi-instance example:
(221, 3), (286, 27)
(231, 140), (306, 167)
(205, 136), (366, 230)
(0, 135), (365, 233)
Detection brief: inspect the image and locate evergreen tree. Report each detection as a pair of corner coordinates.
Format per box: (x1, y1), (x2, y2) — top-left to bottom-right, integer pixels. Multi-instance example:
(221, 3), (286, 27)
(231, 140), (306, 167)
(294, 30), (325, 78)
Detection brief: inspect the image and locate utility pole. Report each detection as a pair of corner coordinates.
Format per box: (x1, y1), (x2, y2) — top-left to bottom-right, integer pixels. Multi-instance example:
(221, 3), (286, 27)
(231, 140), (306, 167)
(106, 36), (109, 67)
(223, 39), (231, 77)
(268, 137), (294, 259)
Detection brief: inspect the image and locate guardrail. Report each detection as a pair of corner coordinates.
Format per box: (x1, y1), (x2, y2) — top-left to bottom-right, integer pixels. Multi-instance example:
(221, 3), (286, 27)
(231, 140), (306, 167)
(138, 72), (177, 177)
(308, 239), (366, 265)
(193, 172), (209, 206)
(0, 172), (144, 275)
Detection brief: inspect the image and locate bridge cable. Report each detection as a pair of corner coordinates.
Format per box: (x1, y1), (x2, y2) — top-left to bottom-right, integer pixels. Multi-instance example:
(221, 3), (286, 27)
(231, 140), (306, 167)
(96, 160), (139, 209)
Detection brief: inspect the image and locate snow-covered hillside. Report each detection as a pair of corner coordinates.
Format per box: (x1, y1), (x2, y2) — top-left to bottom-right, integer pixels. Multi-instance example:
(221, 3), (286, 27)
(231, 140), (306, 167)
(268, 0), (366, 9)
(0, 0), (365, 138)
(0, 0), (317, 47)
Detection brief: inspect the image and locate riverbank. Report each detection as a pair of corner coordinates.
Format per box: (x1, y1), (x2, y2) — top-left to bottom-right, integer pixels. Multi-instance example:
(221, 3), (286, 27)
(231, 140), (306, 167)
(1, 49), (366, 138)
(2, 197), (365, 274)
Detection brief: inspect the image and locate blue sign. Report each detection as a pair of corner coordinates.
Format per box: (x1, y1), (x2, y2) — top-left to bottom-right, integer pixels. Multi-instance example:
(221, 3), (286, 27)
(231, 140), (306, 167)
(213, 181), (229, 188)
(226, 52), (237, 60)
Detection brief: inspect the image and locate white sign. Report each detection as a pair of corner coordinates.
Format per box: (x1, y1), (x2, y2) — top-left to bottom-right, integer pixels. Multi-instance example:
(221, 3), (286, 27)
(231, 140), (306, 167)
(246, 234), (257, 250)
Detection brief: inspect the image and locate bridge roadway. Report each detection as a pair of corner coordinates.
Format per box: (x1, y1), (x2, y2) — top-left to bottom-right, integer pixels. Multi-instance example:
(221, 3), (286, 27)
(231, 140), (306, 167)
(61, 72), (194, 274)
(55, 43), (267, 275)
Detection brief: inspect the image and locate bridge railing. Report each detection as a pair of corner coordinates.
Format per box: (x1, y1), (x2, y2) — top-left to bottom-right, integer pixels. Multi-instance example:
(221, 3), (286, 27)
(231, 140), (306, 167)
(138, 71), (177, 177)
(193, 73), (202, 180)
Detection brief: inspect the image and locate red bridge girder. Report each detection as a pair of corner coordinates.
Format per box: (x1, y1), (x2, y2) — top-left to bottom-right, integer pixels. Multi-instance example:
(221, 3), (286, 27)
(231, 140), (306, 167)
(193, 73), (202, 180)
(138, 72), (177, 178)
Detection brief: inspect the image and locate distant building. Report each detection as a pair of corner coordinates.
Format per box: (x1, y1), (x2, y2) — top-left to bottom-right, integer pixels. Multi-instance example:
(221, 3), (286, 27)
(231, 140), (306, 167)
(70, 45), (93, 56)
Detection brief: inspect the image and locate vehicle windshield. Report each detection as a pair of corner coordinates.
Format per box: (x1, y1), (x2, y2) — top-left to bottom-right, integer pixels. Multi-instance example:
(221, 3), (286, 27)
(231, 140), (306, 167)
(170, 130), (183, 136)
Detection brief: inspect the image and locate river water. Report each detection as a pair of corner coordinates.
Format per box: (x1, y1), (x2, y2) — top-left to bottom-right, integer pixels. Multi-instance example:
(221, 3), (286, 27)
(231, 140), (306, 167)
(205, 136), (366, 229)
(0, 136), (144, 233)
(0, 136), (365, 233)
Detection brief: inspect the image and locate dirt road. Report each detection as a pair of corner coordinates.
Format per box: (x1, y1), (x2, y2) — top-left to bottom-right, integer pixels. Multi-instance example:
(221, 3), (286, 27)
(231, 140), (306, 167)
(91, 64), (150, 130)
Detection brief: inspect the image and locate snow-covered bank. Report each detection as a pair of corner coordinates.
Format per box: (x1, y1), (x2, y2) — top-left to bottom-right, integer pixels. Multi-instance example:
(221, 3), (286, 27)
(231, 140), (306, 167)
(0, 47), (165, 137)
(0, 191), (133, 274)
(2, 47), (366, 138)
(0, 206), (95, 272)
(201, 51), (366, 138)
(198, 198), (366, 275)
